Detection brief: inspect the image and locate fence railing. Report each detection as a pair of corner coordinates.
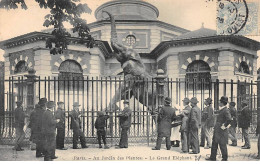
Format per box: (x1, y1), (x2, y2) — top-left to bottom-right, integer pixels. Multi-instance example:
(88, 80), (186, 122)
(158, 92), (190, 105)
(0, 75), (258, 145)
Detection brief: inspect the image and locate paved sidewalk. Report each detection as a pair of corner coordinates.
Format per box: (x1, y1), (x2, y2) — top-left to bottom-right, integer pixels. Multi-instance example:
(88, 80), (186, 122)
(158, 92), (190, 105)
(0, 139), (259, 161)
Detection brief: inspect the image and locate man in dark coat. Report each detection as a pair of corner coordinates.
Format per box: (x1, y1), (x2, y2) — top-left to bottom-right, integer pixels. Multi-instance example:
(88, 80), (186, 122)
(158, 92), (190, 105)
(116, 100), (132, 148)
(180, 97), (191, 152)
(228, 101), (238, 146)
(69, 102), (88, 149)
(152, 97), (176, 150)
(238, 100), (251, 149)
(95, 111), (110, 149)
(200, 97), (214, 149)
(206, 96), (232, 161)
(29, 98), (47, 158)
(42, 101), (59, 161)
(189, 97), (201, 154)
(13, 101), (25, 151)
(55, 101), (67, 150)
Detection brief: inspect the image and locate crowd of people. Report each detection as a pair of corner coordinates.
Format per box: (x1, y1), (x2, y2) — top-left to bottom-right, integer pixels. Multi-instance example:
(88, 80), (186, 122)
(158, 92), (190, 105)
(12, 95), (258, 161)
(152, 96), (255, 161)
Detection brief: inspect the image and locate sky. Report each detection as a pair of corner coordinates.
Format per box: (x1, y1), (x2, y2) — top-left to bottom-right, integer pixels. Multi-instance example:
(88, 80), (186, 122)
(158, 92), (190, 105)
(0, 0), (259, 61)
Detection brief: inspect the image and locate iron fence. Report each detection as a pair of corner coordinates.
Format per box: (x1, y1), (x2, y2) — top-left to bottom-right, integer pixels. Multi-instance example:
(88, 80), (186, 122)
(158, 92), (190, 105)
(0, 76), (258, 145)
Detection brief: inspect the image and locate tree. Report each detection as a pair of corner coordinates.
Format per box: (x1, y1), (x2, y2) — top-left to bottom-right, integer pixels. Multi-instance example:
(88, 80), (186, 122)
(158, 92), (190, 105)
(0, 0), (95, 55)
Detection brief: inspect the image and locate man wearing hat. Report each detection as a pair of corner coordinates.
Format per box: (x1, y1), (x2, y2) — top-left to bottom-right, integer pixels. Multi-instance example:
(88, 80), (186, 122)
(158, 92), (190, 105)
(179, 97), (191, 152)
(200, 97), (214, 149)
(228, 101), (238, 146)
(238, 100), (251, 149)
(29, 98), (47, 157)
(13, 101), (25, 151)
(206, 96), (232, 161)
(42, 101), (59, 161)
(70, 102), (88, 149)
(116, 99), (132, 148)
(189, 97), (201, 154)
(55, 101), (67, 150)
(170, 97), (190, 148)
(152, 97), (176, 150)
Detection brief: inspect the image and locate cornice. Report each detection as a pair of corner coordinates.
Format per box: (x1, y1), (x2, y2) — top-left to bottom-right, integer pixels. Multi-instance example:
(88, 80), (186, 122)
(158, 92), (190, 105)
(150, 35), (260, 58)
(0, 32), (112, 59)
(88, 20), (190, 34)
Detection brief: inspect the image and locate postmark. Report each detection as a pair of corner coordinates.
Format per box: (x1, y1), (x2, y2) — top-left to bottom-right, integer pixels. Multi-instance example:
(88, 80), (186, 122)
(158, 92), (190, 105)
(216, 0), (259, 35)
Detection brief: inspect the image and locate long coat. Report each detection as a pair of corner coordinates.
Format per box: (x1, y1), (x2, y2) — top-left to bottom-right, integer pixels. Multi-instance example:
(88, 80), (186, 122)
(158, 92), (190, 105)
(213, 106), (232, 144)
(29, 106), (45, 142)
(229, 107), (237, 127)
(118, 107), (132, 128)
(189, 106), (201, 130)
(238, 106), (251, 129)
(202, 105), (214, 127)
(70, 109), (82, 130)
(158, 105), (176, 137)
(42, 109), (57, 134)
(55, 108), (65, 129)
(14, 107), (25, 128)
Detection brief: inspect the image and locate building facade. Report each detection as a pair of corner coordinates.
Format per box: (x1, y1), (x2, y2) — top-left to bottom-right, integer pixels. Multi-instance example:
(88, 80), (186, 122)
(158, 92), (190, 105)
(0, 0), (260, 107)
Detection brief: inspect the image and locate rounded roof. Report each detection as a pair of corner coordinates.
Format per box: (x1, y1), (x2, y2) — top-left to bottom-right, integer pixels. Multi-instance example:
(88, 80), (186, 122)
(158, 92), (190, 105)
(173, 27), (217, 40)
(95, 0), (159, 21)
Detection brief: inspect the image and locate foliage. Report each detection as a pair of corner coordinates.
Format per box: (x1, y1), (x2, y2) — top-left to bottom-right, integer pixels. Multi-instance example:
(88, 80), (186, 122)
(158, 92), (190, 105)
(0, 0), (95, 55)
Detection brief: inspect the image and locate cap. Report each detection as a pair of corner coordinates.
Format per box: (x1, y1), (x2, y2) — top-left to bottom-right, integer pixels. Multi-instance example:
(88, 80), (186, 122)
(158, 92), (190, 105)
(205, 97), (212, 104)
(16, 101), (23, 106)
(229, 101), (236, 107)
(164, 97), (172, 104)
(182, 98), (190, 103)
(97, 111), (105, 116)
(57, 101), (64, 105)
(73, 102), (81, 107)
(47, 101), (55, 108)
(190, 97), (199, 104)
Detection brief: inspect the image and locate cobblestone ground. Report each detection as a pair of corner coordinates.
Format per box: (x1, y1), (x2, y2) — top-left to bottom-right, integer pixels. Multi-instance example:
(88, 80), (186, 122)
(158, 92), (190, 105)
(0, 139), (259, 161)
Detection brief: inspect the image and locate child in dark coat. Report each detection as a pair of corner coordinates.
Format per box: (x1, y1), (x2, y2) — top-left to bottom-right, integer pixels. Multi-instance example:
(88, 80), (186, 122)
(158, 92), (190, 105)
(95, 111), (110, 149)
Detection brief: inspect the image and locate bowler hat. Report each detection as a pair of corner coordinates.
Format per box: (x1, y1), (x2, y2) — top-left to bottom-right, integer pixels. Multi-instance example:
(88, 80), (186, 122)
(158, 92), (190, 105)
(205, 97), (212, 104)
(38, 98), (47, 106)
(182, 98), (190, 104)
(73, 102), (81, 107)
(220, 96), (228, 104)
(16, 101), (23, 106)
(190, 97), (199, 104)
(47, 101), (55, 108)
(164, 97), (172, 104)
(229, 101), (236, 107)
(123, 100), (129, 104)
(57, 101), (64, 105)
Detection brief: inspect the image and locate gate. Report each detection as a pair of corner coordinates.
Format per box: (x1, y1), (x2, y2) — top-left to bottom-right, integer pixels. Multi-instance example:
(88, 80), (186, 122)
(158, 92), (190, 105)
(0, 70), (259, 145)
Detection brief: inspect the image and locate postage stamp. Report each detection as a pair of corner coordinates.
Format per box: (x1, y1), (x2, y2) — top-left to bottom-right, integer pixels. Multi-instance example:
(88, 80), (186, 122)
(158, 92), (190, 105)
(216, 0), (259, 35)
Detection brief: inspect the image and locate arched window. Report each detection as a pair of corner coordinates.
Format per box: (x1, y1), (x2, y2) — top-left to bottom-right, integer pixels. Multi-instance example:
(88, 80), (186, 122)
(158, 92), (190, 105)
(186, 60), (211, 90)
(239, 61), (249, 74)
(14, 60), (28, 74)
(58, 60), (83, 90)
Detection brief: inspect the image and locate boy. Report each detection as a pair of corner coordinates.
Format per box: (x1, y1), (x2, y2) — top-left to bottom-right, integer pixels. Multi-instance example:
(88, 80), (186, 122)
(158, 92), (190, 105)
(95, 111), (110, 149)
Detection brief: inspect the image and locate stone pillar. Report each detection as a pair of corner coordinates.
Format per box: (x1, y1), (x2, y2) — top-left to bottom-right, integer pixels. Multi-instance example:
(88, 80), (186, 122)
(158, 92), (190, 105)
(218, 50), (235, 99)
(167, 54), (180, 104)
(155, 69), (167, 111)
(34, 49), (52, 77)
(89, 48), (104, 76)
(257, 75), (260, 137)
(150, 28), (161, 50)
(24, 68), (37, 140)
